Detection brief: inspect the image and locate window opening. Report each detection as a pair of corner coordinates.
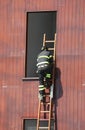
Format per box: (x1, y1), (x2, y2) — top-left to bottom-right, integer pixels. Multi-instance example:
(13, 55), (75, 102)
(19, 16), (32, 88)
(25, 11), (56, 79)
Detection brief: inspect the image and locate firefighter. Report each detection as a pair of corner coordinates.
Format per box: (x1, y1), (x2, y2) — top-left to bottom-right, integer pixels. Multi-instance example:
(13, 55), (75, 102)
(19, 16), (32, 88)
(36, 46), (53, 101)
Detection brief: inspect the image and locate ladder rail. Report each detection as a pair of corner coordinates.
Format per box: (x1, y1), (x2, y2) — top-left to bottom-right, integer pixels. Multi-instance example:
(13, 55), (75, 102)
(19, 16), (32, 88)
(48, 98), (52, 130)
(37, 100), (41, 130)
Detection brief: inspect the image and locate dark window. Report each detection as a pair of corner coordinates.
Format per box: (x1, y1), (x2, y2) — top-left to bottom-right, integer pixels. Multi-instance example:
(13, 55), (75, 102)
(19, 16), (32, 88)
(25, 11), (56, 79)
(23, 119), (54, 130)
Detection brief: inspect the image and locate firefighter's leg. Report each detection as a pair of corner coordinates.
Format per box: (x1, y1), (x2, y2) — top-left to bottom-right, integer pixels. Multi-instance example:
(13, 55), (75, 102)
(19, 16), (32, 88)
(45, 73), (52, 88)
(38, 71), (45, 101)
(38, 85), (45, 101)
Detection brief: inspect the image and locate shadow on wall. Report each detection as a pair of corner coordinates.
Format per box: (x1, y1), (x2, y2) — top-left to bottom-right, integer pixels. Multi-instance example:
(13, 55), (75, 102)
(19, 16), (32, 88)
(54, 67), (63, 103)
(52, 67), (63, 130)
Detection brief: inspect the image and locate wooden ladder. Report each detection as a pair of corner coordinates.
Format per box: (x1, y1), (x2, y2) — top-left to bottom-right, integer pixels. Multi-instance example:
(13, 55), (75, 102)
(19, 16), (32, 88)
(37, 33), (56, 130)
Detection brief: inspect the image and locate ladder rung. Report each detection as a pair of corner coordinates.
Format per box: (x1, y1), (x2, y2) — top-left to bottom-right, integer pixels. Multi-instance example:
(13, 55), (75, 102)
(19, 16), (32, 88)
(39, 118), (55, 121)
(39, 119), (49, 121)
(40, 111), (50, 113)
(44, 94), (50, 96)
(39, 127), (49, 129)
(48, 48), (54, 50)
(45, 40), (55, 43)
(41, 102), (50, 105)
(45, 94), (50, 96)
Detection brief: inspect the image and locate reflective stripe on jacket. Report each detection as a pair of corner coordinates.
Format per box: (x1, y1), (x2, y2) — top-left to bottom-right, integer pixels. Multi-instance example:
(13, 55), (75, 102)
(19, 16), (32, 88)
(37, 50), (52, 68)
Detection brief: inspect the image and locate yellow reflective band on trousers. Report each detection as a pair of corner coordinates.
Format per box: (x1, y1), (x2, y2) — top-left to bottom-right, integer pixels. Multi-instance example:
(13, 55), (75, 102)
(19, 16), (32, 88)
(46, 73), (51, 78)
(39, 85), (45, 90)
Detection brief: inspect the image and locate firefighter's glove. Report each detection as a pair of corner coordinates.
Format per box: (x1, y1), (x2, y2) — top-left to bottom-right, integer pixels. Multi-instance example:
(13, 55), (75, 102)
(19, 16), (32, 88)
(36, 70), (39, 73)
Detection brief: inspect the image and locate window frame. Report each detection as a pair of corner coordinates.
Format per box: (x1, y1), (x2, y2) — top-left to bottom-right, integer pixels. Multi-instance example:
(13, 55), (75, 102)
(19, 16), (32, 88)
(23, 11), (56, 81)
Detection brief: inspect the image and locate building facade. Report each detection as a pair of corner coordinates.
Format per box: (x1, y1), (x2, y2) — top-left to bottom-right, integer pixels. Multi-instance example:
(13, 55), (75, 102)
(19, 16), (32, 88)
(0, 0), (85, 130)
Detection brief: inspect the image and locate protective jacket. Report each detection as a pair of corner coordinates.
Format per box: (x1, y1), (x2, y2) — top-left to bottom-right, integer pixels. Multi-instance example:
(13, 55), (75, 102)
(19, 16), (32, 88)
(37, 50), (53, 71)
